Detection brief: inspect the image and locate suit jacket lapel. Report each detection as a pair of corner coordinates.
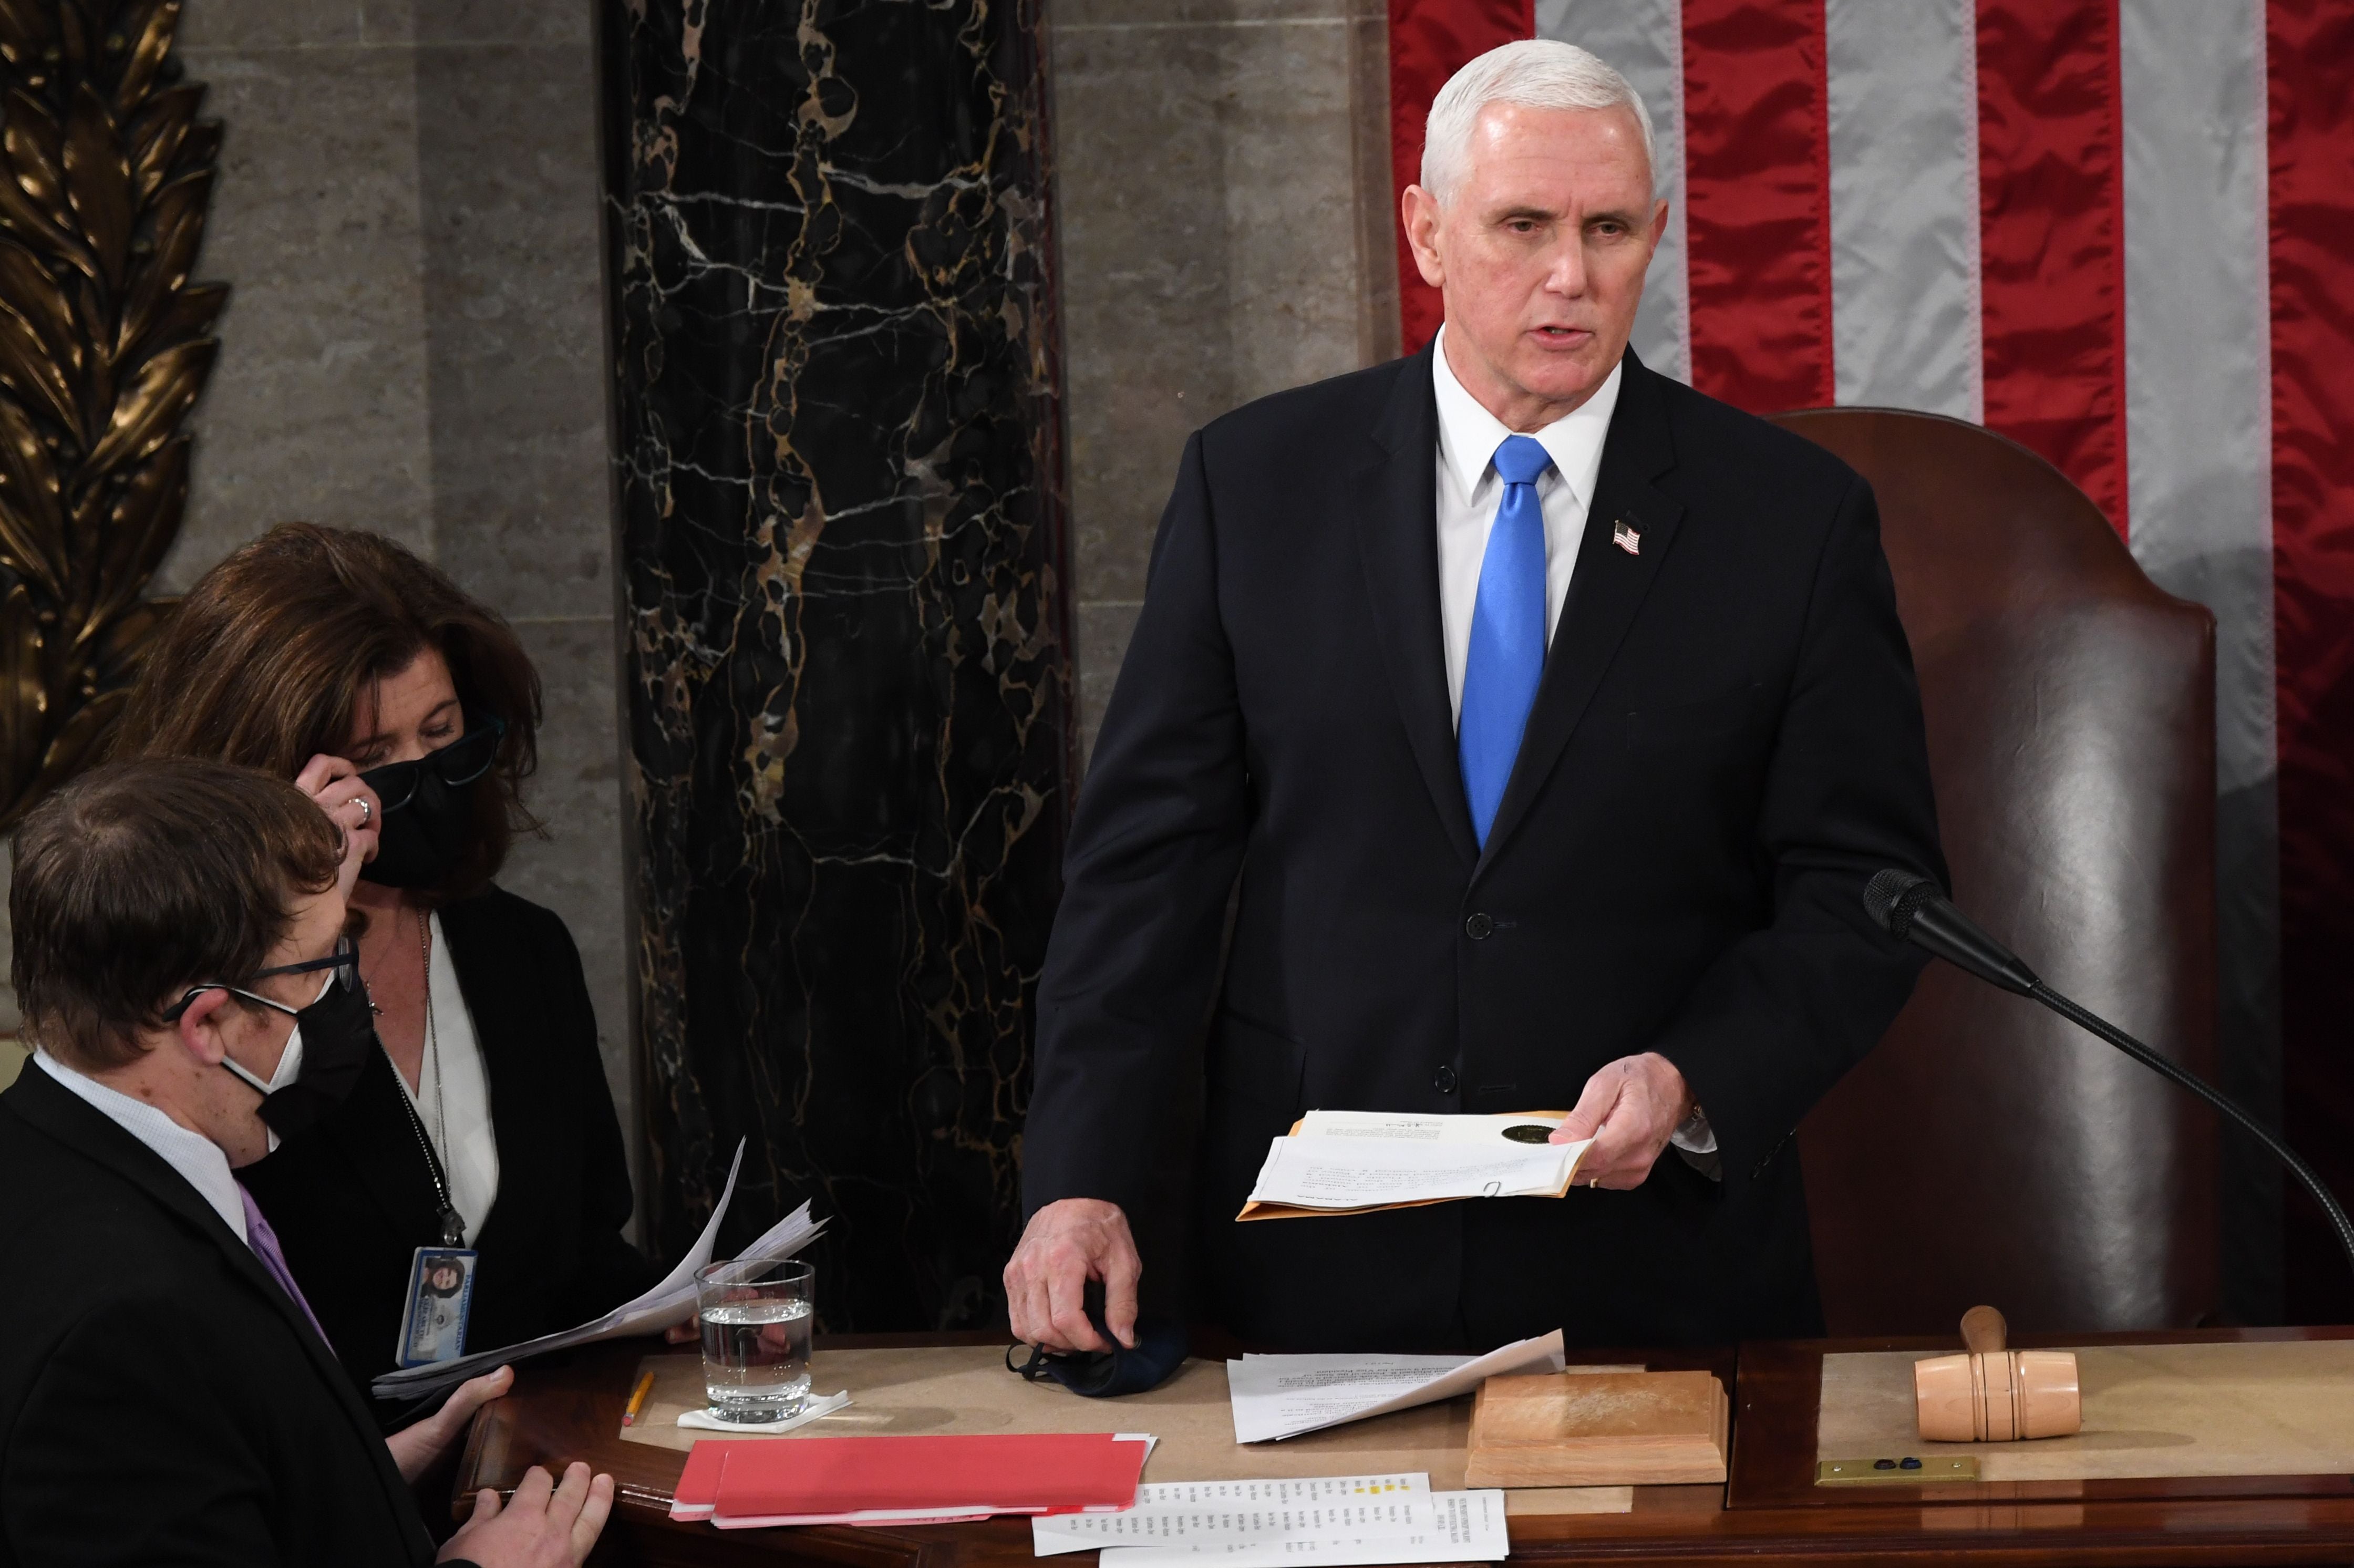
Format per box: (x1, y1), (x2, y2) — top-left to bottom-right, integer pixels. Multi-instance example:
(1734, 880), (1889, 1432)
(311, 1045), (449, 1243)
(1476, 352), (1685, 874)
(1355, 342), (1481, 868)
(2, 1067), (417, 1509)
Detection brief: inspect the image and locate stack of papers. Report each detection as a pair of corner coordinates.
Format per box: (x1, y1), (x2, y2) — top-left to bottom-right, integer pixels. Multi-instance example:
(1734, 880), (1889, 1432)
(371, 1140), (824, 1402)
(668, 1432), (1153, 1528)
(1031, 1473), (1509, 1567)
(1228, 1330), (1566, 1443)
(1238, 1112), (1593, 1220)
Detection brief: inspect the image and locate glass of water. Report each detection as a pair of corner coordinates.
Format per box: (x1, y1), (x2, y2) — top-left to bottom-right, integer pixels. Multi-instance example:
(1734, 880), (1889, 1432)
(695, 1257), (815, 1423)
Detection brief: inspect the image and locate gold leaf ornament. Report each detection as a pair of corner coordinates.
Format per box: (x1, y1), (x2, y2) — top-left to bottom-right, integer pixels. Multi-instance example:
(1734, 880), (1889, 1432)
(0, 0), (219, 827)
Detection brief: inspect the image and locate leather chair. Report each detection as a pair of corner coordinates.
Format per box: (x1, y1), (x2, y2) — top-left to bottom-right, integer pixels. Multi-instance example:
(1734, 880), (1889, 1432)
(1769, 408), (2219, 1336)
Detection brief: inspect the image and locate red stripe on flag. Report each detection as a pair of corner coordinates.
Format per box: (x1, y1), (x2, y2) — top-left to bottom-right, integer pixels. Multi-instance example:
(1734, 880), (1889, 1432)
(1679, 0), (1833, 412)
(1975, 0), (2128, 535)
(2268, 0), (2354, 1324)
(1389, 0), (1533, 353)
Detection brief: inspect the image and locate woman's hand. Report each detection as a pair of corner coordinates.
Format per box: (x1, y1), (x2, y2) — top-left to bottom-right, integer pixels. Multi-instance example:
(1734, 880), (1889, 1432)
(386, 1365), (513, 1484)
(294, 754), (380, 904)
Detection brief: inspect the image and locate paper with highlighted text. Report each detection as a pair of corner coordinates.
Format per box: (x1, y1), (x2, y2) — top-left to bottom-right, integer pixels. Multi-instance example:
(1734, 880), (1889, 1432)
(1036, 1477), (1511, 1568)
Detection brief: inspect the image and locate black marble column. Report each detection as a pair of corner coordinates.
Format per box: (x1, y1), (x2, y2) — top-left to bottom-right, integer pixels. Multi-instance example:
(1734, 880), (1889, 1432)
(596, 0), (1071, 1330)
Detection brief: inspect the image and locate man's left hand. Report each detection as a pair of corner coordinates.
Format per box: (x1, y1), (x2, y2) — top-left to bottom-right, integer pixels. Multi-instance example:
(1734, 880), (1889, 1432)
(386, 1365), (513, 1484)
(1550, 1053), (1692, 1190)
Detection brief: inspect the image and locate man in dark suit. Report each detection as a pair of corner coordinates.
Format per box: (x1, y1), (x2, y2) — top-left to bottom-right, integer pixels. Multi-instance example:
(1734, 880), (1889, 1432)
(0, 758), (607, 1566)
(1008, 39), (1946, 1355)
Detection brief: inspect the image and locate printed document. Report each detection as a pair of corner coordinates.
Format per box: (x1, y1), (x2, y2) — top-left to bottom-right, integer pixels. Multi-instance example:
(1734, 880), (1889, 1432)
(1033, 1473), (1511, 1567)
(1241, 1112), (1593, 1216)
(1031, 1473), (1429, 1553)
(371, 1140), (824, 1402)
(1226, 1328), (1566, 1443)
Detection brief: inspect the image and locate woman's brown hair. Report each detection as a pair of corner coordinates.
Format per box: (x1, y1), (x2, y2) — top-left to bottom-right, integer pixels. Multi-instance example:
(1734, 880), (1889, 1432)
(111, 523), (542, 898)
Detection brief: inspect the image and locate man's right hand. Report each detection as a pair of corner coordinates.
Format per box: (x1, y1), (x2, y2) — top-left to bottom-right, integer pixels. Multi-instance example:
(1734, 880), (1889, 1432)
(438, 1462), (611, 1567)
(1003, 1198), (1141, 1353)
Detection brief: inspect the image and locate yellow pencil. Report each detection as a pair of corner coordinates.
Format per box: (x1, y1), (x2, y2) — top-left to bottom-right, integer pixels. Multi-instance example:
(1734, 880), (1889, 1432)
(621, 1369), (655, 1427)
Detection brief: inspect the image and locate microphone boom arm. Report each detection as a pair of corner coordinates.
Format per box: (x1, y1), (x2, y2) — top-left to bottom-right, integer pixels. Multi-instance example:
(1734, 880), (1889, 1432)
(1863, 868), (2354, 1286)
(2025, 979), (2354, 1285)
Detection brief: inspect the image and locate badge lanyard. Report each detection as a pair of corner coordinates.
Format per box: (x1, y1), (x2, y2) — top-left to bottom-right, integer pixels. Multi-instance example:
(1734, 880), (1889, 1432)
(391, 1084), (474, 1364)
(390, 912), (473, 1365)
(392, 1069), (466, 1248)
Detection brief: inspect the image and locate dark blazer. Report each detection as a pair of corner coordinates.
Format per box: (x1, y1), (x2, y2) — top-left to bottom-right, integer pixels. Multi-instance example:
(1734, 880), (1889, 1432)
(242, 885), (652, 1418)
(0, 1065), (434, 1566)
(1021, 345), (1947, 1352)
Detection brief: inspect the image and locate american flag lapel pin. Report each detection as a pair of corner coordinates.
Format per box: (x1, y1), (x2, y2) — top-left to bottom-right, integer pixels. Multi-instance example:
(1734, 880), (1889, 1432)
(1612, 517), (1641, 555)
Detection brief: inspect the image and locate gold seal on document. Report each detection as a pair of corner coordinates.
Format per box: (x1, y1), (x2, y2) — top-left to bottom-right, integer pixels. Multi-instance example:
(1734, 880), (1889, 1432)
(1502, 1123), (1555, 1144)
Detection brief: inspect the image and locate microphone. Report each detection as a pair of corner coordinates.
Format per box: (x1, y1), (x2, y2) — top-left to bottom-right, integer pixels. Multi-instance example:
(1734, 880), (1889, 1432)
(1863, 870), (2040, 995)
(1864, 870), (2354, 1282)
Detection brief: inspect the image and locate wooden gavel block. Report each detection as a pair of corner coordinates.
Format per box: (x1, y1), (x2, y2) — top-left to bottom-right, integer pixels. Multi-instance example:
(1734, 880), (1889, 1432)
(1914, 1305), (2081, 1442)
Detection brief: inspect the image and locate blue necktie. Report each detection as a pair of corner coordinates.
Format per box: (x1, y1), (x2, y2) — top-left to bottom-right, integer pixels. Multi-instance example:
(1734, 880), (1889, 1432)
(1459, 435), (1552, 847)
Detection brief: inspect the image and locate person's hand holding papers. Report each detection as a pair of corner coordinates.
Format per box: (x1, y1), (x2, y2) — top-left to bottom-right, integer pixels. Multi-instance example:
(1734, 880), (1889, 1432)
(387, 1366), (513, 1483)
(1550, 1051), (1694, 1190)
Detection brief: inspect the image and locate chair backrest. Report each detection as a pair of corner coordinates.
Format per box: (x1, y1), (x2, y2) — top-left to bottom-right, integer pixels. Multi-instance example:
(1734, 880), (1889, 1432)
(1769, 407), (2219, 1335)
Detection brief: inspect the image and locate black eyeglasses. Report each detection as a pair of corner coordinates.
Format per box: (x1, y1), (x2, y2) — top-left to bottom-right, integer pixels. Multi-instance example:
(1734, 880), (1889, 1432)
(162, 935), (360, 1023)
(359, 716), (507, 812)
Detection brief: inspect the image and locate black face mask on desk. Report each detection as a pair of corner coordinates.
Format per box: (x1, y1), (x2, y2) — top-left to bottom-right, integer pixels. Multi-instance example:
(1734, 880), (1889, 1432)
(1006, 1288), (1189, 1398)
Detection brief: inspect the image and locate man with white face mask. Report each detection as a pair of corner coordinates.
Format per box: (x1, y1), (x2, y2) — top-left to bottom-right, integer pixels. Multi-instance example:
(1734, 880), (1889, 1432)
(0, 758), (612, 1567)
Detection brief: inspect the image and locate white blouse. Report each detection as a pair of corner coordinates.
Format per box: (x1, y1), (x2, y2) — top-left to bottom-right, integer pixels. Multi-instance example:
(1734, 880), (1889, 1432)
(393, 911), (500, 1245)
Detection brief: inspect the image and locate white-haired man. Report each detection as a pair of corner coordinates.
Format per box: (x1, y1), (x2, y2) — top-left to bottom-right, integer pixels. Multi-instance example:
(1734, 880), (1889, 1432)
(1010, 40), (1946, 1356)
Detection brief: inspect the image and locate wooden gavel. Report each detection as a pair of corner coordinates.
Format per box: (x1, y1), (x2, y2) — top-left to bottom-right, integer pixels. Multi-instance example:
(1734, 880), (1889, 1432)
(1913, 1305), (2081, 1442)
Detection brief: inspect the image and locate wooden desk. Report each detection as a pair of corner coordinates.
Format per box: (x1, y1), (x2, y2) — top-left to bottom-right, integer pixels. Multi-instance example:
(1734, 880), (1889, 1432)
(459, 1329), (2354, 1565)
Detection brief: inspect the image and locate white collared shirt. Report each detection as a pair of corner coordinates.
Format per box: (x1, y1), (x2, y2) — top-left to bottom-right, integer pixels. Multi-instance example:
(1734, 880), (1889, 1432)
(35, 1048), (250, 1242)
(391, 911), (499, 1246)
(1428, 338), (1718, 1168)
(1432, 326), (1623, 726)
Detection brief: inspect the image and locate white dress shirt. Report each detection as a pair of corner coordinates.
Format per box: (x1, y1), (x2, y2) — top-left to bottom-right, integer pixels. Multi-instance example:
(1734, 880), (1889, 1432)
(391, 911), (500, 1245)
(35, 1048), (250, 1242)
(1431, 325), (1623, 726)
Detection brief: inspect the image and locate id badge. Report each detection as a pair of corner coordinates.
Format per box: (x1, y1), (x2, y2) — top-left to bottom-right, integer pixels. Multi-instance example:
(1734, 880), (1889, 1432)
(394, 1246), (479, 1368)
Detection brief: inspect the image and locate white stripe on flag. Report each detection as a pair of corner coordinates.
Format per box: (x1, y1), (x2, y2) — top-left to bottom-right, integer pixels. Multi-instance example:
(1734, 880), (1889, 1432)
(1537, 0), (1689, 383)
(2121, 0), (2275, 795)
(1824, 0), (1980, 419)
(2119, 0), (2281, 1321)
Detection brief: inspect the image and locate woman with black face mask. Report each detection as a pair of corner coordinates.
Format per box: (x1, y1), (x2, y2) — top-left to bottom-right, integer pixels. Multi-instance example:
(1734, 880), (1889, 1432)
(112, 522), (663, 1429)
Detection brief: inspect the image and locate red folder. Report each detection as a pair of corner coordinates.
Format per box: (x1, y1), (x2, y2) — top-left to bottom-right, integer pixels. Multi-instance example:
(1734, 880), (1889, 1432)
(687, 1433), (1147, 1528)
(669, 1441), (726, 1521)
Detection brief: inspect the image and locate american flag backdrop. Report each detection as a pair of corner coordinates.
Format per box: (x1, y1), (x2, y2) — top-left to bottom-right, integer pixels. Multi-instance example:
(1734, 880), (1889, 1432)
(1388, 0), (2354, 1324)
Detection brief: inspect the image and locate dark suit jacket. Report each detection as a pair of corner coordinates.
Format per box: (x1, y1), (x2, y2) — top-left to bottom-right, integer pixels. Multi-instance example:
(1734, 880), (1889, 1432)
(241, 885), (652, 1419)
(1021, 345), (1947, 1352)
(0, 1065), (435, 1566)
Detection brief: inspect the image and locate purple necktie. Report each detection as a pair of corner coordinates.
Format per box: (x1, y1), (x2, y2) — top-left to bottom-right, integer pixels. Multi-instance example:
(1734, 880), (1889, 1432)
(239, 1182), (329, 1343)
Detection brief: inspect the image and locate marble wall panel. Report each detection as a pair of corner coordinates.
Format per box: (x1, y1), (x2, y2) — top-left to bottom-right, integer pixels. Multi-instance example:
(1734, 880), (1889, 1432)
(1049, 0), (1398, 759)
(414, 40), (612, 620)
(166, 36), (434, 579)
(602, 0), (1071, 1330)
